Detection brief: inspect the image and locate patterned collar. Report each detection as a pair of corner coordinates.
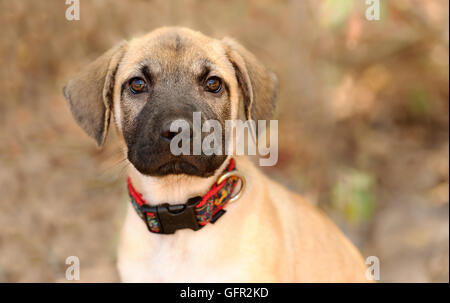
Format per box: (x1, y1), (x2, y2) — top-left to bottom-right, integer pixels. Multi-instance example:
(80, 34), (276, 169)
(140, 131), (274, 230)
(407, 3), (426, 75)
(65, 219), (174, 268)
(127, 159), (244, 234)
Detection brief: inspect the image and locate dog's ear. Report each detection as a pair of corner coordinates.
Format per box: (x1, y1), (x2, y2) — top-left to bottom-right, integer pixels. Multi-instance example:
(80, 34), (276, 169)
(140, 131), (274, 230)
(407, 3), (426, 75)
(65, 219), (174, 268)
(63, 41), (127, 146)
(222, 38), (278, 136)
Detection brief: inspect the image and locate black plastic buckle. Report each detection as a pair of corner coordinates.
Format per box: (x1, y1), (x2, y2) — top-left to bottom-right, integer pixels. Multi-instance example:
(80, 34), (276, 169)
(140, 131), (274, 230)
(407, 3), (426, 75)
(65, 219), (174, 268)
(141, 196), (202, 234)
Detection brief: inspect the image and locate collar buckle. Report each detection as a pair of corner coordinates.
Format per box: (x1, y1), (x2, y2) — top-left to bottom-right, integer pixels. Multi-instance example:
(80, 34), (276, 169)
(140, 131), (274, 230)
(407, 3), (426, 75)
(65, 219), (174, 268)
(142, 197), (202, 234)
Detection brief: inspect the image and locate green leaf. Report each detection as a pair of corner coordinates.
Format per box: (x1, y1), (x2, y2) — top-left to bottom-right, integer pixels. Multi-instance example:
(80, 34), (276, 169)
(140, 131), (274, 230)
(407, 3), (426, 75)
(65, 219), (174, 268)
(332, 169), (376, 223)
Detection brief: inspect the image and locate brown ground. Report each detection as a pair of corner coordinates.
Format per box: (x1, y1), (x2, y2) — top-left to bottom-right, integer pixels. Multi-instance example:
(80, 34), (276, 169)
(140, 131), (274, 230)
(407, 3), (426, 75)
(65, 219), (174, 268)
(0, 0), (448, 282)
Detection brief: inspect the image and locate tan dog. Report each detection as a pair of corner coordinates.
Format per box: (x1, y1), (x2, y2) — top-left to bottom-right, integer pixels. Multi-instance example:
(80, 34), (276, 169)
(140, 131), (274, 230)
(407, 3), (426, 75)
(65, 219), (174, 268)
(63, 27), (368, 282)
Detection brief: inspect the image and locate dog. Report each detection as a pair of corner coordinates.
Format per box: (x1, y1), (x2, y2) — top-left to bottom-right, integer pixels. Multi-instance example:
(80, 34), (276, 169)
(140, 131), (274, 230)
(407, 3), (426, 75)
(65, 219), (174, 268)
(63, 27), (369, 282)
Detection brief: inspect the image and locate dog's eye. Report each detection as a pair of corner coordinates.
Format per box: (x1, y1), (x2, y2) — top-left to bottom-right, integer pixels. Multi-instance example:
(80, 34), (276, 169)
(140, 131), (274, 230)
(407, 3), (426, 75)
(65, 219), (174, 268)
(129, 78), (148, 94)
(204, 76), (222, 93)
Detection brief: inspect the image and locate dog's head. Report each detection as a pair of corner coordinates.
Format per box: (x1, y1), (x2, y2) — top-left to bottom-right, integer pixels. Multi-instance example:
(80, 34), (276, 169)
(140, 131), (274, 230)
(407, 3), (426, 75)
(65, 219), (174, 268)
(63, 27), (278, 177)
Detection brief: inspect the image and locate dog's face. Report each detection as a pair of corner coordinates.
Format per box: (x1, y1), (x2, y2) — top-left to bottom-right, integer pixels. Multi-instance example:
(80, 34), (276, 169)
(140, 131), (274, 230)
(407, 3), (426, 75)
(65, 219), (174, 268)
(64, 27), (278, 177)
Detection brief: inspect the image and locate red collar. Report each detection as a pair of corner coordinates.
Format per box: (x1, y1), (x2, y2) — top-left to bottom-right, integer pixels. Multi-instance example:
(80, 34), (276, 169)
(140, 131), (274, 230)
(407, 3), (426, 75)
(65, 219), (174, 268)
(127, 159), (243, 234)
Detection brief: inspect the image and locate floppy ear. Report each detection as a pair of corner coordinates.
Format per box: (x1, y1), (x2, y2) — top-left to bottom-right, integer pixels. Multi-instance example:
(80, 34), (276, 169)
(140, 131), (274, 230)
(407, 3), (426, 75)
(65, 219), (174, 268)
(222, 38), (278, 137)
(63, 41), (127, 146)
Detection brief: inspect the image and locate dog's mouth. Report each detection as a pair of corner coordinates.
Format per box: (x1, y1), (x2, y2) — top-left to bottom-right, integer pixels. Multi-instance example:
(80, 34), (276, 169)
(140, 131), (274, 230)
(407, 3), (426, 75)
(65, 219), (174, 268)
(128, 152), (200, 176)
(156, 159), (200, 176)
(128, 154), (225, 177)
(127, 148), (223, 177)
(127, 142), (227, 178)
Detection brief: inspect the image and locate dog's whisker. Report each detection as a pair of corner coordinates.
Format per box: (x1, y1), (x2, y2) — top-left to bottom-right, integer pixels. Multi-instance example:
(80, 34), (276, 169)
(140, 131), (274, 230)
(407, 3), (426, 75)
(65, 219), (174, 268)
(115, 161), (131, 179)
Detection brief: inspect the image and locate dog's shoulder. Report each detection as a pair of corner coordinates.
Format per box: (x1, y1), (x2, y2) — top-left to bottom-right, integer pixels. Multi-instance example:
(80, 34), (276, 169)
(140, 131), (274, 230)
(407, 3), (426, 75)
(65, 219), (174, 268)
(239, 158), (369, 282)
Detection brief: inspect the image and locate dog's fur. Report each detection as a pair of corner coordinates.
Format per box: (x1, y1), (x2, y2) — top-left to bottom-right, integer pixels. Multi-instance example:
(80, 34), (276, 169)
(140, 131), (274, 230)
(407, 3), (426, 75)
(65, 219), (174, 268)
(64, 27), (369, 282)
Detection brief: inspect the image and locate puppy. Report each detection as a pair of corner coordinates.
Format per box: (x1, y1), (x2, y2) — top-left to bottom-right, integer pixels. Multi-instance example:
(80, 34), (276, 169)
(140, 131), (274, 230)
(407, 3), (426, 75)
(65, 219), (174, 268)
(63, 27), (369, 282)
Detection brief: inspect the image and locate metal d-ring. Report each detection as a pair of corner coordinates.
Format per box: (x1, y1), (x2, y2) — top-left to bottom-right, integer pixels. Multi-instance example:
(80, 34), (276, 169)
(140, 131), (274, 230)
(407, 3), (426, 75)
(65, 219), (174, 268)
(216, 171), (246, 203)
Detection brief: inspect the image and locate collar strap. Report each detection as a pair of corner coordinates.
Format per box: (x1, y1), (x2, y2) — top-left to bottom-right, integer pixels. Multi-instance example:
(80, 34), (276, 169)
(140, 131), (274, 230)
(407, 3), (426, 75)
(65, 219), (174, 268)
(127, 159), (241, 234)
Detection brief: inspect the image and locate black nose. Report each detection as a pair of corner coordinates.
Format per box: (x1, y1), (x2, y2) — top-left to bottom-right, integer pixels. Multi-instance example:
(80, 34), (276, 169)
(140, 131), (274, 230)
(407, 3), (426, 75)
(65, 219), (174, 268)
(160, 124), (179, 142)
(160, 120), (191, 142)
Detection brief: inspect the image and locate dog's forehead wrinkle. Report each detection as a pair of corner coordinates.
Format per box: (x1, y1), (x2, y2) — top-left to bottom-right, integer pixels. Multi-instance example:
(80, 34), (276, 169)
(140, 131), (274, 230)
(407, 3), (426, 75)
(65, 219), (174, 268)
(139, 59), (162, 76)
(155, 31), (186, 53)
(128, 30), (223, 69)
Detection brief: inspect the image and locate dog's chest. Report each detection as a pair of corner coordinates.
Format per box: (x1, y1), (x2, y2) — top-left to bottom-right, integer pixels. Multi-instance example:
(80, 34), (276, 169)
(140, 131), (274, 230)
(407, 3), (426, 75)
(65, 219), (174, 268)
(117, 205), (250, 282)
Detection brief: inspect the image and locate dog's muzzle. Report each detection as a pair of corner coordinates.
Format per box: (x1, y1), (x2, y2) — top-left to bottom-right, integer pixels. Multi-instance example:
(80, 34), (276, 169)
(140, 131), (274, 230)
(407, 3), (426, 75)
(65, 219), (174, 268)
(127, 113), (227, 177)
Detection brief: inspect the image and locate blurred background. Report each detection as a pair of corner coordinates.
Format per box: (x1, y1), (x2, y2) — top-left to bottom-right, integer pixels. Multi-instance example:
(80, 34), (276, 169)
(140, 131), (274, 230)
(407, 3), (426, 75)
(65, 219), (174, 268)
(0, 0), (448, 282)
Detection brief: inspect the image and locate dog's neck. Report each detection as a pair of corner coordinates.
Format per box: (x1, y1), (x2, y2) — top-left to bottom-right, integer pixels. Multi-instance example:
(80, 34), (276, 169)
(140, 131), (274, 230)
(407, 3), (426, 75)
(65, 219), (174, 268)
(127, 157), (231, 205)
